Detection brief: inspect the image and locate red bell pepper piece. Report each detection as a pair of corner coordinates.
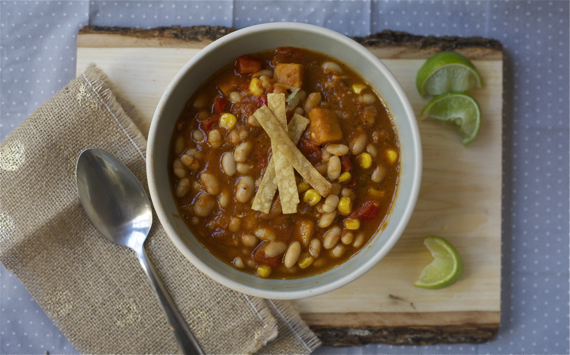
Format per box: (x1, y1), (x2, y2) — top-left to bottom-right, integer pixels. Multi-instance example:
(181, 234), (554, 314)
(297, 137), (322, 164)
(252, 243), (280, 266)
(213, 97), (229, 114)
(346, 179), (356, 188)
(237, 56), (262, 74)
(200, 114), (219, 132)
(352, 201), (381, 220)
(253, 94), (268, 107)
(340, 155), (353, 172)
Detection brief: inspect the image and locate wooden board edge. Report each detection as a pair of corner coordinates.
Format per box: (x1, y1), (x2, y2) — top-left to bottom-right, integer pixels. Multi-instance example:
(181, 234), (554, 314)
(304, 311), (500, 346)
(78, 26), (503, 60)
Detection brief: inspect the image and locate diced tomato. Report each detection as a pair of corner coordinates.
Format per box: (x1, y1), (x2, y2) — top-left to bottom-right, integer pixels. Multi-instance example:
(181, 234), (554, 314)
(297, 137), (322, 164)
(347, 179), (356, 188)
(252, 243), (280, 266)
(253, 94), (268, 107)
(352, 201), (381, 220)
(341, 155), (353, 172)
(237, 56), (262, 74)
(213, 97), (229, 114)
(200, 114), (219, 132)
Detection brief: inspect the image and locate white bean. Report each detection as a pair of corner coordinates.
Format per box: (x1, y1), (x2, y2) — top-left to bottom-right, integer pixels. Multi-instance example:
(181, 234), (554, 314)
(221, 152), (236, 176)
(304, 92), (322, 112)
(371, 165), (387, 183)
(193, 192), (216, 217)
(229, 217), (241, 233)
(208, 129), (222, 149)
(294, 107), (304, 115)
(175, 136), (185, 155)
(327, 156), (341, 180)
(322, 195), (340, 213)
(326, 144), (349, 156)
(234, 141), (252, 163)
(173, 158), (187, 178)
(318, 211), (337, 228)
(350, 133), (367, 155)
(229, 91), (241, 103)
(322, 61), (343, 74)
(235, 176), (255, 203)
(242, 233), (259, 247)
(265, 241), (287, 257)
(196, 110), (209, 120)
(331, 244), (346, 258)
(200, 172), (220, 196)
(238, 129), (249, 141)
(253, 69), (274, 78)
(233, 257), (245, 268)
(358, 93), (376, 105)
(341, 188), (355, 200)
(218, 189), (230, 208)
(323, 226), (341, 249)
(309, 239), (321, 258)
(254, 227), (276, 241)
(227, 130), (240, 145)
(185, 148), (203, 160)
(193, 95), (207, 109)
(236, 163), (253, 175)
(366, 144), (377, 158)
(284, 242), (302, 268)
(175, 178), (190, 197)
(192, 129), (204, 142)
(321, 148), (332, 163)
(180, 154), (195, 169)
(341, 230), (354, 245)
(248, 115), (261, 127)
(353, 232), (365, 248)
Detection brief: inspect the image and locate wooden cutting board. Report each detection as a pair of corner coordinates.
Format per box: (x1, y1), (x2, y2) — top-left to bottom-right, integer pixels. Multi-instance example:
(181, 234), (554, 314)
(77, 26), (503, 346)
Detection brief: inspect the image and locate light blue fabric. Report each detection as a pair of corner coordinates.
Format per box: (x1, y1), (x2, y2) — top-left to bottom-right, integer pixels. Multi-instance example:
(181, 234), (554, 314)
(0, 1), (568, 354)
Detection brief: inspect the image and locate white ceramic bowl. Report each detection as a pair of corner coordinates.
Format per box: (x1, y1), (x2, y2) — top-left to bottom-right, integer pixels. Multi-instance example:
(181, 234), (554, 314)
(147, 23), (422, 299)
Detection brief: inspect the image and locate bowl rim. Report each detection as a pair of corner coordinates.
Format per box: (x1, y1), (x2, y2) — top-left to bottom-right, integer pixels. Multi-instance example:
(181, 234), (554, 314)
(147, 22), (422, 299)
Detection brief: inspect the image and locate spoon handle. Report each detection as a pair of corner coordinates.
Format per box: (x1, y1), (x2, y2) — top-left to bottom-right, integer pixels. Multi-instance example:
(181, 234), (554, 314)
(136, 248), (205, 355)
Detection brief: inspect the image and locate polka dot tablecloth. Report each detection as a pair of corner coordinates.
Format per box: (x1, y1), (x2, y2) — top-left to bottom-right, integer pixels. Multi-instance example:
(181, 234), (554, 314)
(0, 1), (568, 354)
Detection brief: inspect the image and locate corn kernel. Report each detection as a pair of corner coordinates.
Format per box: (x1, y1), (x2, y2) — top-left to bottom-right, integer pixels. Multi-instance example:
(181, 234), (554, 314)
(303, 189), (322, 206)
(256, 265), (272, 278)
(357, 152), (372, 169)
(337, 196), (353, 215)
(344, 218), (361, 230)
(297, 182), (310, 194)
(297, 252), (314, 269)
(249, 78), (264, 97)
(368, 188), (385, 198)
(386, 149), (398, 164)
(338, 172), (351, 183)
(352, 83), (367, 94)
(219, 113), (237, 130)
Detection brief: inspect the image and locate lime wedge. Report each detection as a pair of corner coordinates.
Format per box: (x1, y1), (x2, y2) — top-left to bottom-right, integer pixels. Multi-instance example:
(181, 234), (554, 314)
(416, 51), (483, 96)
(414, 236), (464, 290)
(420, 92), (481, 145)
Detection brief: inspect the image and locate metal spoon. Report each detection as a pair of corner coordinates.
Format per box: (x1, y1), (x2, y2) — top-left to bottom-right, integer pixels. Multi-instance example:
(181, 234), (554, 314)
(76, 148), (204, 355)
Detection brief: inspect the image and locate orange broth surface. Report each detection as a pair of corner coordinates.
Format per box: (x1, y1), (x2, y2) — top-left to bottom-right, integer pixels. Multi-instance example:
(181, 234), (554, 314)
(169, 47), (400, 279)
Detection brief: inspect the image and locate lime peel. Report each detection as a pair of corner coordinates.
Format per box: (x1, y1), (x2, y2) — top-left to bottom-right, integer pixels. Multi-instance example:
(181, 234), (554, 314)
(420, 92), (482, 145)
(414, 236), (464, 290)
(416, 51), (483, 96)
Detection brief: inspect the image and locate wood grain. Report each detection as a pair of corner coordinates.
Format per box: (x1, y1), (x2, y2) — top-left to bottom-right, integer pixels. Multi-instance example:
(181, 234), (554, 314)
(77, 26), (503, 345)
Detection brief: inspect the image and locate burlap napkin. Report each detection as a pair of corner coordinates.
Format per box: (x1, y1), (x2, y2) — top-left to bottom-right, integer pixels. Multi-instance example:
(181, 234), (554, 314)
(0, 64), (321, 354)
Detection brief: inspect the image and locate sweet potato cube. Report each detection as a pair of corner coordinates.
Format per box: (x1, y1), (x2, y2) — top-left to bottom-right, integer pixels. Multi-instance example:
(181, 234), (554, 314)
(274, 63), (304, 88)
(307, 108), (343, 145)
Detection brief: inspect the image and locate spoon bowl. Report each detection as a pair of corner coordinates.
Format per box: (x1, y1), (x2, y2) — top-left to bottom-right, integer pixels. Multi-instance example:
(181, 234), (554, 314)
(76, 148), (203, 355)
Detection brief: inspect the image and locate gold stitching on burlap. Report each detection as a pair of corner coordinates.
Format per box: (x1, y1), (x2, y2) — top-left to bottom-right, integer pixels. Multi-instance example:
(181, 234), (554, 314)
(113, 298), (142, 327)
(76, 84), (101, 113)
(0, 138), (25, 171)
(44, 288), (73, 318)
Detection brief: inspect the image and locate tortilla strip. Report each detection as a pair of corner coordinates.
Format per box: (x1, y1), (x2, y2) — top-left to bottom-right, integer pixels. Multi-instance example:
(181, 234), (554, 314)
(267, 94), (299, 214)
(251, 113), (309, 213)
(254, 106), (332, 197)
